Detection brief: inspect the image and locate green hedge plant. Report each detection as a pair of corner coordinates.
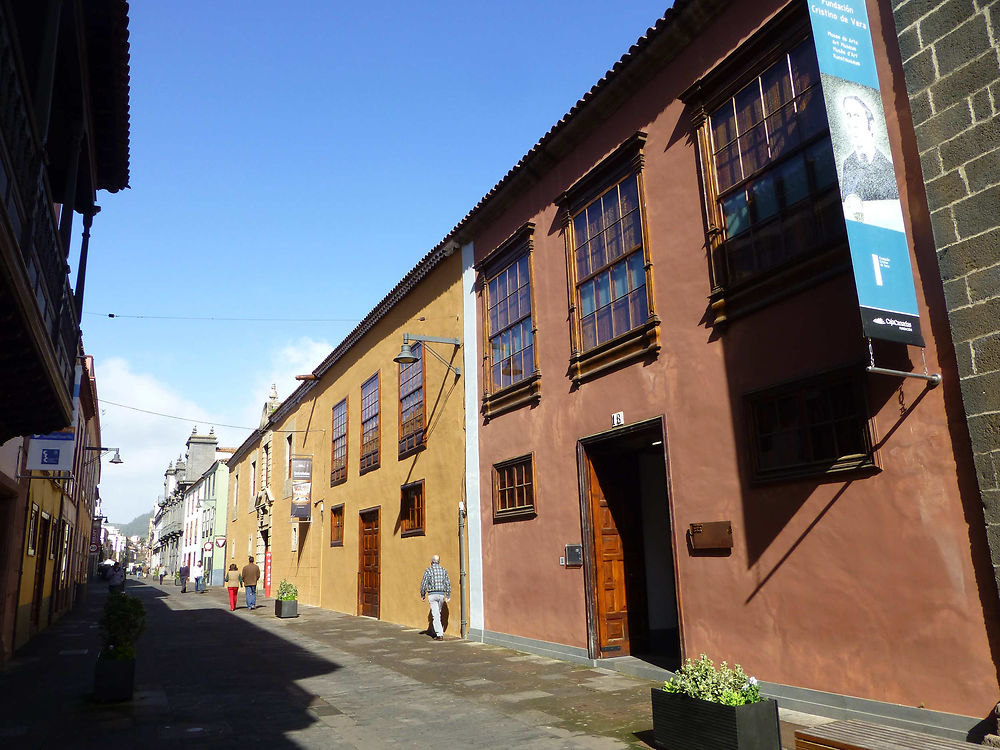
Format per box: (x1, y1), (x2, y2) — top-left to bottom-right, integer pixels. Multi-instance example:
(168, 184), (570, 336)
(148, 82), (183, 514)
(99, 592), (146, 661)
(662, 654), (763, 706)
(276, 579), (298, 601)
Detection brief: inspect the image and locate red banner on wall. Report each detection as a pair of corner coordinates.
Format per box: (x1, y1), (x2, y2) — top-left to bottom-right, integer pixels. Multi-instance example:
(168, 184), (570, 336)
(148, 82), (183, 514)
(264, 549), (272, 598)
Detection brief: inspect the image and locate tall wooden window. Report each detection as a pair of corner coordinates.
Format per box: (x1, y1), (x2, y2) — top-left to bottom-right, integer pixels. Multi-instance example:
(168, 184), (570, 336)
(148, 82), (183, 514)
(286, 433), (293, 477)
(557, 133), (658, 383)
(250, 461), (257, 498)
(745, 369), (876, 482)
(360, 373), (380, 473)
(401, 480), (425, 537)
(330, 504), (344, 546)
(479, 223), (542, 419)
(26, 503), (38, 555)
(681, 8), (849, 324)
(398, 343), (425, 456)
(487, 253), (534, 391)
(493, 455), (535, 520)
(708, 39), (840, 289)
(331, 398), (348, 485)
(571, 172), (648, 351)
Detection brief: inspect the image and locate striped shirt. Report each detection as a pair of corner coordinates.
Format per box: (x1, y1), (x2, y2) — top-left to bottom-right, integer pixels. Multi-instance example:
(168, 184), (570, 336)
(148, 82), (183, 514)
(420, 563), (451, 597)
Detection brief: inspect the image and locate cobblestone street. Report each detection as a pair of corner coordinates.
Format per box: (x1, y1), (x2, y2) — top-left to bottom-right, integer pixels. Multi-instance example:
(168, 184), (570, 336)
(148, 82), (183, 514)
(0, 579), (811, 748)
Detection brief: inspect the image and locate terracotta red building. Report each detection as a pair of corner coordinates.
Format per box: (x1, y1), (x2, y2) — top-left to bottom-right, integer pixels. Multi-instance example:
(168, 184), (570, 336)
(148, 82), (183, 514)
(446, 0), (997, 739)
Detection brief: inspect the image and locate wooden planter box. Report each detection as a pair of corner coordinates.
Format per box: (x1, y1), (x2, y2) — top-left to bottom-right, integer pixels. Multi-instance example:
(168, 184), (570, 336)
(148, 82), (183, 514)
(275, 599), (297, 618)
(650, 689), (780, 750)
(94, 653), (135, 702)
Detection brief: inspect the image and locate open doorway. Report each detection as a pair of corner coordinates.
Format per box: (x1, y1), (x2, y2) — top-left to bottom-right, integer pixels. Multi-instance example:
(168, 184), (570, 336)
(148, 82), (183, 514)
(579, 418), (680, 669)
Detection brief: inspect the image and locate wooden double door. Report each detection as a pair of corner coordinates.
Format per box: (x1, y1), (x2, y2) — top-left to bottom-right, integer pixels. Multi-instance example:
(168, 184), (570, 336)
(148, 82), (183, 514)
(358, 508), (380, 618)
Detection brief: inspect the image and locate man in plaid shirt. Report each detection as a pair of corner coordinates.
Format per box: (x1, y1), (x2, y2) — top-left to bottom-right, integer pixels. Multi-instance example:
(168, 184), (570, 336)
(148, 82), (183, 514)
(419, 555), (451, 640)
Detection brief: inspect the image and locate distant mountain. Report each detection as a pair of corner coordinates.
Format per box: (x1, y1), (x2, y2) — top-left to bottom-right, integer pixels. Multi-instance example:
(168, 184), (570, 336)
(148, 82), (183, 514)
(114, 512), (152, 539)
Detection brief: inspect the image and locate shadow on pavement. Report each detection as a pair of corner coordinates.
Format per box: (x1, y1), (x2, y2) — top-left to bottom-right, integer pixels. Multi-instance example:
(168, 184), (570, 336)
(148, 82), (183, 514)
(0, 579), (341, 749)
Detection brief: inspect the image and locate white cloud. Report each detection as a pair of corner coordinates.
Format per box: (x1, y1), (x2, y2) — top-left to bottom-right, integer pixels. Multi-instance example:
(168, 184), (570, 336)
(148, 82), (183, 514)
(92, 337), (334, 525)
(94, 357), (219, 524)
(234, 336), (335, 433)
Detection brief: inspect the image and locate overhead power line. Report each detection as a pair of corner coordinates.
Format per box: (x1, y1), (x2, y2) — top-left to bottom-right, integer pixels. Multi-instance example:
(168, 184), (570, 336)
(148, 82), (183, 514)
(85, 312), (361, 323)
(100, 399), (322, 434)
(100, 399), (256, 430)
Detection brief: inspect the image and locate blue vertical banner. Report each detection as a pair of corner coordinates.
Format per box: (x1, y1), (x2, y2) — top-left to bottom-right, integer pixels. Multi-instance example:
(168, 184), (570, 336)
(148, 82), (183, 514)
(808, 0), (924, 346)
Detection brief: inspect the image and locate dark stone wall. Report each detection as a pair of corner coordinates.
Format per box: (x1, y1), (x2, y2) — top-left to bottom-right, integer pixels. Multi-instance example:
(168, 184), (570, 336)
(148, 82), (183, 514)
(890, 0), (1000, 587)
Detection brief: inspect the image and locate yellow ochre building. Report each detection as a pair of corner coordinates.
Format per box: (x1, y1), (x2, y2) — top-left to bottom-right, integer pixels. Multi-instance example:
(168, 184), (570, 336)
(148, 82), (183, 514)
(227, 245), (467, 634)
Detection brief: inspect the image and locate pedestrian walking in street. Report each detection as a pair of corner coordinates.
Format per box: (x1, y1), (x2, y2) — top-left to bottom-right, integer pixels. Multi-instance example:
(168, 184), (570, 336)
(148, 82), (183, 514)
(179, 564), (190, 593)
(192, 560), (205, 593)
(158, 564), (166, 585)
(241, 555), (261, 610)
(107, 562), (125, 594)
(224, 563), (242, 611)
(419, 554), (451, 641)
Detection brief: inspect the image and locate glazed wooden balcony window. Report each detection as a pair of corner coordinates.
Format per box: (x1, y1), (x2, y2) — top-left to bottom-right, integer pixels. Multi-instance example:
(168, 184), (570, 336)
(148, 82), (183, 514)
(330, 503), (344, 547)
(401, 480), (425, 537)
(493, 454), (535, 520)
(571, 173), (648, 351)
(398, 343), (425, 457)
(746, 369), (876, 482)
(360, 373), (380, 473)
(331, 398), (347, 485)
(708, 39), (845, 290)
(487, 253), (535, 391)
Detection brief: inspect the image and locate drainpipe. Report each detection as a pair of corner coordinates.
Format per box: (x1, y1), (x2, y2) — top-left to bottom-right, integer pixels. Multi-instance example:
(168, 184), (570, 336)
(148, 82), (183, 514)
(458, 492), (467, 638)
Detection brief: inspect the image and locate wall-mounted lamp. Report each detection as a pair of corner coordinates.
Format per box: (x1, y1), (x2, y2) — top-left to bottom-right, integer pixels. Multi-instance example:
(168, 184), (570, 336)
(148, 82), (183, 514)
(85, 446), (124, 464)
(393, 334), (462, 377)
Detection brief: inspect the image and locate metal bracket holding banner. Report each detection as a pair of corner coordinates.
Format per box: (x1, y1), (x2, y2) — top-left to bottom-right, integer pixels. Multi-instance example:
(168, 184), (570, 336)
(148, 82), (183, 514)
(866, 339), (941, 386)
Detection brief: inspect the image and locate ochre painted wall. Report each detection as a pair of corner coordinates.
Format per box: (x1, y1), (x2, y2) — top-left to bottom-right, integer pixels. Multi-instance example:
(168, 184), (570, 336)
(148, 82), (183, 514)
(471, 0), (997, 719)
(229, 253), (465, 633)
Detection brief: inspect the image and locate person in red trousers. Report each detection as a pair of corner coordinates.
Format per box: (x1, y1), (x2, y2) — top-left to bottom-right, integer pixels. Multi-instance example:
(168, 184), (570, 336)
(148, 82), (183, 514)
(224, 562), (242, 611)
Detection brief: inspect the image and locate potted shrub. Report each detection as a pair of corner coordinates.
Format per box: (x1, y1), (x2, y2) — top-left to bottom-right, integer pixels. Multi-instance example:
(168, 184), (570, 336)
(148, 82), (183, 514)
(94, 592), (146, 702)
(650, 654), (780, 750)
(274, 579), (298, 618)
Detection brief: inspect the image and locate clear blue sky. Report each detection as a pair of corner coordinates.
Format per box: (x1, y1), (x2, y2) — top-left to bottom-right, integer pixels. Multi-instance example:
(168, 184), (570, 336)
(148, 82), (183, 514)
(80, 1), (672, 524)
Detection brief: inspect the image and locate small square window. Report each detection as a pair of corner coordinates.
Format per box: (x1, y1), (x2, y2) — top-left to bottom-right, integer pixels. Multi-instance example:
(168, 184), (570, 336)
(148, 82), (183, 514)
(493, 455), (536, 520)
(401, 480), (425, 537)
(745, 369), (876, 482)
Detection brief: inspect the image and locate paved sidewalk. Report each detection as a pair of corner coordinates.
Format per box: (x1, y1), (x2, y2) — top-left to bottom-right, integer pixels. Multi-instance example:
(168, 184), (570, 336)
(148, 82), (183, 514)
(0, 578), (812, 748)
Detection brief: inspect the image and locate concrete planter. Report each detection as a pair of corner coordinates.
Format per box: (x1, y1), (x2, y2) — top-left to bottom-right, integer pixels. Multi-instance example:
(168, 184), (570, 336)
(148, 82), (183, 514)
(94, 652), (135, 702)
(275, 599), (297, 618)
(650, 689), (780, 750)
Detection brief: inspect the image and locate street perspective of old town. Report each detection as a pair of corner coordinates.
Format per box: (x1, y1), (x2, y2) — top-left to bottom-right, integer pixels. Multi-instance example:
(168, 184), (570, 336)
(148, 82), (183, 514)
(2, 0), (1000, 748)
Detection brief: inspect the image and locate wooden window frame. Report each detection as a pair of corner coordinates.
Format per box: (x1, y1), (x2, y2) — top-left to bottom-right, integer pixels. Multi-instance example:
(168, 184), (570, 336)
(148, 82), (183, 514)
(26, 503), (38, 556)
(492, 453), (536, 521)
(680, 5), (850, 327)
(556, 132), (660, 384)
(331, 398), (348, 486)
(360, 372), (381, 474)
(477, 222), (541, 419)
(400, 479), (425, 537)
(330, 503), (344, 547)
(286, 433), (293, 478)
(744, 366), (879, 483)
(398, 343), (426, 458)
